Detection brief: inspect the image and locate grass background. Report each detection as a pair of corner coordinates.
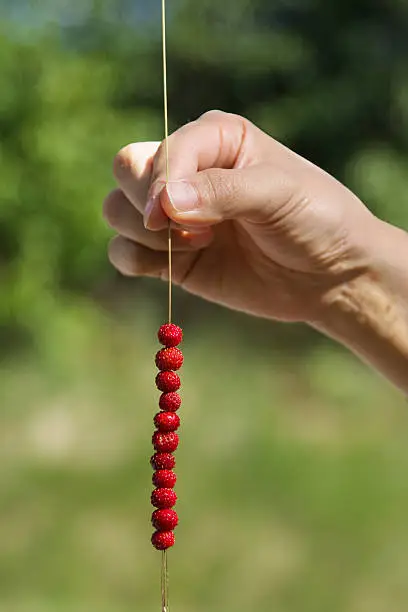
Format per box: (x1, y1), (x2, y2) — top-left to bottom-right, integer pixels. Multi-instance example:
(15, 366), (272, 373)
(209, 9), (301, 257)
(1, 295), (407, 612)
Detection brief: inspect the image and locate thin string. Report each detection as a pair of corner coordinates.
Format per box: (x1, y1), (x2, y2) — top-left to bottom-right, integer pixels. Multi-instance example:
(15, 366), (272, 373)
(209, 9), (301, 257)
(161, 549), (169, 612)
(162, 0), (172, 325)
(161, 0), (171, 609)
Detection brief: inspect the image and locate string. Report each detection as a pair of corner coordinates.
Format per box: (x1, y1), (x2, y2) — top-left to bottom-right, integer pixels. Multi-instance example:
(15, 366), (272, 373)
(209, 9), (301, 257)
(161, 0), (171, 610)
(161, 549), (169, 612)
(162, 0), (172, 325)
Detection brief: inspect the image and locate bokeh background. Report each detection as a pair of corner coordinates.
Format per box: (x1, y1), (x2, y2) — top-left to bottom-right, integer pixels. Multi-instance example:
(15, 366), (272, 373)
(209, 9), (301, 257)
(1, 1), (408, 611)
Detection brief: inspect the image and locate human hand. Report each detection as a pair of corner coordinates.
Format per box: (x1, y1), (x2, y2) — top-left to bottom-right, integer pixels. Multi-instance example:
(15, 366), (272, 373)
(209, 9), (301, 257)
(103, 110), (379, 322)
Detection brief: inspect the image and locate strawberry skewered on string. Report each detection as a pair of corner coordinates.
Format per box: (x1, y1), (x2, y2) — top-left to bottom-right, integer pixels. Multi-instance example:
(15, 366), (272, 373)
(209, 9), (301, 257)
(151, 325), (182, 612)
(151, 1), (178, 609)
(151, 323), (183, 553)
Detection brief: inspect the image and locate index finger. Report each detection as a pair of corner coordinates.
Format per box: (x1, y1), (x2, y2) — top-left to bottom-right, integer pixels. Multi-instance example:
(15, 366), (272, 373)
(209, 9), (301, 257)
(150, 110), (248, 188)
(143, 110), (250, 230)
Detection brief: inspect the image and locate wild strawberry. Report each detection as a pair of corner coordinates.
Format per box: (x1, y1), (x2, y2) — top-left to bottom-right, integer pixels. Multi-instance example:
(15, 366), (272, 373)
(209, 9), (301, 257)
(156, 371), (180, 393)
(158, 323), (183, 347)
(159, 392), (181, 412)
(155, 347), (183, 371)
(152, 509), (178, 531)
(151, 530), (175, 550)
(150, 452), (175, 470)
(151, 487), (177, 509)
(153, 469), (177, 488)
(152, 431), (179, 453)
(151, 324), (184, 551)
(154, 412), (180, 432)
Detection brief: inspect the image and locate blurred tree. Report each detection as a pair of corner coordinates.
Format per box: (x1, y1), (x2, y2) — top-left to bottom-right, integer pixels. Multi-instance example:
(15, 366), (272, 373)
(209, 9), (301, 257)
(0, 22), (160, 351)
(0, 0), (407, 354)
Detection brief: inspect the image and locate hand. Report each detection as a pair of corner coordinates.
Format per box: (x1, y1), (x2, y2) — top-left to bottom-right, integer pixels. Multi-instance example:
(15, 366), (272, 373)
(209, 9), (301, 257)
(103, 110), (378, 322)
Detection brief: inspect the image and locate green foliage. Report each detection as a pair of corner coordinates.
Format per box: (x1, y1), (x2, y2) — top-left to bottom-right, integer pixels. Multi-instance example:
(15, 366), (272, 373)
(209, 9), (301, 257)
(0, 25), (159, 345)
(1, 0), (408, 349)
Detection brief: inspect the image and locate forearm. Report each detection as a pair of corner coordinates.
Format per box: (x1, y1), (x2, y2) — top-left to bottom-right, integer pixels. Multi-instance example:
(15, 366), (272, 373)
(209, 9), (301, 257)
(314, 219), (408, 394)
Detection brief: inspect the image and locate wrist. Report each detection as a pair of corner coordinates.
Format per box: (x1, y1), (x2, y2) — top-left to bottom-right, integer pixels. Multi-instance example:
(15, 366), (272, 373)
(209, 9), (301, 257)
(312, 216), (408, 393)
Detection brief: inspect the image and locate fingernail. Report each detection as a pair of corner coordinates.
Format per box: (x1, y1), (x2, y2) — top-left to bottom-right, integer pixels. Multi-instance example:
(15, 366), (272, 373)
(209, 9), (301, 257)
(144, 182), (166, 229)
(143, 196), (157, 229)
(167, 181), (198, 213)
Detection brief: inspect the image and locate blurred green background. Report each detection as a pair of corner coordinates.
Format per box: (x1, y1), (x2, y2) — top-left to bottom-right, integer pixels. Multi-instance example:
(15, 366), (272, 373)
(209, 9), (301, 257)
(1, 1), (408, 610)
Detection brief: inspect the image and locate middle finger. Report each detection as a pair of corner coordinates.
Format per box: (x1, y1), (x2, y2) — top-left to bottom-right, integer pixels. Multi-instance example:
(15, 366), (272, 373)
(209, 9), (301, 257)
(103, 189), (213, 251)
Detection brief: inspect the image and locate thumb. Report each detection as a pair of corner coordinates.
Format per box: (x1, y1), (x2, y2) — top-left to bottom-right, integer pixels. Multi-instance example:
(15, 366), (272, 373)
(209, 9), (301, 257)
(158, 164), (295, 227)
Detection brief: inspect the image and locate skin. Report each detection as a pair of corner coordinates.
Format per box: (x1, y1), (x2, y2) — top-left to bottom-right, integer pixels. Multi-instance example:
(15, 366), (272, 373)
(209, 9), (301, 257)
(103, 110), (408, 394)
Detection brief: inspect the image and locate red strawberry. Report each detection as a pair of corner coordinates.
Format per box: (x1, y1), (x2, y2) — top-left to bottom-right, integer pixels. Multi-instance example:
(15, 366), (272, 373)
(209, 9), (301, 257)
(156, 371), (180, 393)
(153, 469), (177, 488)
(155, 347), (183, 371)
(150, 452), (175, 470)
(152, 509), (178, 531)
(154, 412), (180, 432)
(151, 487), (177, 509)
(152, 431), (179, 453)
(158, 324), (183, 347)
(151, 530), (175, 550)
(159, 392), (181, 412)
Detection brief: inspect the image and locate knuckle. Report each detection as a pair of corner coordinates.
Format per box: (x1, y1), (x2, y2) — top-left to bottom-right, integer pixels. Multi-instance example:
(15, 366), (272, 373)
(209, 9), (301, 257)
(199, 109), (242, 125)
(113, 144), (136, 179)
(202, 170), (236, 211)
(114, 142), (160, 185)
(199, 109), (229, 122)
(203, 170), (221, 198)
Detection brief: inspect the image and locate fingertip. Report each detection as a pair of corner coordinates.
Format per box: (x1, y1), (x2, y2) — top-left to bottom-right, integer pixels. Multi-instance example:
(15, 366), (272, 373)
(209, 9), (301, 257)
(113, 142), (161, 182)
(143, 196), (169, 231)
(144, 181), (171, 231)
(159, 183), (220, 226)
(103, 189), (124, 228)
(102, 191), (115, 224)
(175, 227), (214, 249)
(108, 236), (167, 278)
(172, 222), (213, 235)
(108, 236), (137, 276)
